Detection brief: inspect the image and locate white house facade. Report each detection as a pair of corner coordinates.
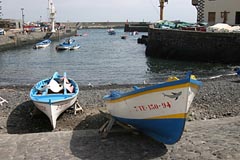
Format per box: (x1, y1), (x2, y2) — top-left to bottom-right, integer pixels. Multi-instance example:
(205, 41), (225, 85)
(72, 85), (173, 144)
(192, 0), (240, 25)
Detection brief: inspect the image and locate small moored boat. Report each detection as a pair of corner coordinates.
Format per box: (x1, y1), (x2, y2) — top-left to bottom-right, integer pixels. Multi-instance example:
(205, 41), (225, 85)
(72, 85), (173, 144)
(33, 39), (51, 49)
(56, 38), (80, 50)
(121, 35), (127, 39)
(107, 28), (116, 35)
(30, 72), (79, 129)
(103, 72), (202, 144)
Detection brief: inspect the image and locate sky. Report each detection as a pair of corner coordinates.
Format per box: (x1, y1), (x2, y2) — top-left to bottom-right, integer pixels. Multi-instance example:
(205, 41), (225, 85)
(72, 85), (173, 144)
(1, 0), (197, 23)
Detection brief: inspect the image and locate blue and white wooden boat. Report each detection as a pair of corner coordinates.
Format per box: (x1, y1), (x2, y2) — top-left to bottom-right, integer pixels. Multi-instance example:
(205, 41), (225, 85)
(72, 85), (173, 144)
(56, 38), (80, 50)
(103, 72), (202, 144)
(30, 72), (79, 129)
(33, 39), (51, 49)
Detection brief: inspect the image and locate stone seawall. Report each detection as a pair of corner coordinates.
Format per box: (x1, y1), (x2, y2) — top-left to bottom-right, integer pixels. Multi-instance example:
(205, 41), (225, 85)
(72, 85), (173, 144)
(124, 23), (150, 32)
(61, 22), (126, 29)
(61, 22), (151, 30)
(0, 30), (76, 51)
(146, 27), (240, 64)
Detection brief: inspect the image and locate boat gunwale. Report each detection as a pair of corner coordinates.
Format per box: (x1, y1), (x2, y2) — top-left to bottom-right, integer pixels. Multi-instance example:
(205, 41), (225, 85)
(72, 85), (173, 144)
(30, 77), (79, 104)
(103, 75), (202, 101)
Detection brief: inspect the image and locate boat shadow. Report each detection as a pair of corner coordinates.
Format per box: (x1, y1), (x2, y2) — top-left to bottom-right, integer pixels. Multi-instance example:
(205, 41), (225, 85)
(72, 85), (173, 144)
(70, 113), (168, 159)
(6, 100), (52, 134)
(232, 80), (240, 83)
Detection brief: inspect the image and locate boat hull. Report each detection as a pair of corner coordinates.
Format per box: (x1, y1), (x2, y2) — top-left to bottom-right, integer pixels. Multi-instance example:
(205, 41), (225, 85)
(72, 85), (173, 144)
(104, 74), (201, 144)
(33, 39), (51, 49)
(32, 96), (77, 129)
(116, 117), (186, 144)
(34, 44), (50, 49)
(56, 45), (71, 50)
(70, 44), (80, 50)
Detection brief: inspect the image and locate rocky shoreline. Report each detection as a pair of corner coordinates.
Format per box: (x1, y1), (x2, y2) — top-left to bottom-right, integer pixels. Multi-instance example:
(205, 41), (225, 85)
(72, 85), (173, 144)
(0, 75), (239, 135)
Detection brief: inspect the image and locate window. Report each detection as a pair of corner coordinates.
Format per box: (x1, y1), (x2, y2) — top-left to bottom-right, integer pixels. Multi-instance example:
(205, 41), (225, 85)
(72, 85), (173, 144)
(235, 12), (240, 24)
(208, 12), (216, 25)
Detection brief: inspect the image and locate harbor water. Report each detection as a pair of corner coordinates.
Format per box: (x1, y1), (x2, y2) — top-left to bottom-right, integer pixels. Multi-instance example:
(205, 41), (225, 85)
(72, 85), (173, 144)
(0, 29), (238, 86)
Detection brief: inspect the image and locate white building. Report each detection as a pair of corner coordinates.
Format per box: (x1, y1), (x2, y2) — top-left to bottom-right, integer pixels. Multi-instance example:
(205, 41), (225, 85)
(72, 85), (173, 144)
(192, 0), (240, 25)
(0, 19), (22, 30)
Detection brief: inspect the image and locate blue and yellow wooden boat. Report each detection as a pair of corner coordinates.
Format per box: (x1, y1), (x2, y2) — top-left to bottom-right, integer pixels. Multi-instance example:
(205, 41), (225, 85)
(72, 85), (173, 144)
(103, 72), (202, 144)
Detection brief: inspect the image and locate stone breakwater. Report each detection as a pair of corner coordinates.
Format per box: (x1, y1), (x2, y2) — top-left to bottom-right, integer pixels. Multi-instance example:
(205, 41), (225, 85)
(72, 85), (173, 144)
(0, 30), (76, 51)
(146, 26), (240, 64)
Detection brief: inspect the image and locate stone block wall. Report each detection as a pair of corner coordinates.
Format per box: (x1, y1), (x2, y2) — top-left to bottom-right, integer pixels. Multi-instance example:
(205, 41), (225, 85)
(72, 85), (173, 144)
(146, 27), (240, 64)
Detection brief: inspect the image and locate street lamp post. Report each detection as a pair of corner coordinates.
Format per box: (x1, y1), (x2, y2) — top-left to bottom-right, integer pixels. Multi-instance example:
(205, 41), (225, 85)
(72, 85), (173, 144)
(21, 8), (24, 33)
(159, 0), (164, 20)
(159, 0), (168, 20)
(0, 1), (2, 19)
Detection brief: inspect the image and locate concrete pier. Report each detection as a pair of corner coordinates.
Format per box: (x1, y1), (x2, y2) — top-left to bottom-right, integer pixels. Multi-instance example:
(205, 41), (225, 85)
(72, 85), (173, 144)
(0, 30), (76, 51)
(0, 116), (239, 159)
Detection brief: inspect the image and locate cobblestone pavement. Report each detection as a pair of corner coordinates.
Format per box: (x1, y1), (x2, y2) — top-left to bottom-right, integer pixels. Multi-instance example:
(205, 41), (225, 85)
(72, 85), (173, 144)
(0, 116), (239, 160)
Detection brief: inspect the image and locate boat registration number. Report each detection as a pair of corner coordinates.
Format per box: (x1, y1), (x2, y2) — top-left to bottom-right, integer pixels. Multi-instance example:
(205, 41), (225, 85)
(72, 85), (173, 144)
(134, 102), (171, 112)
